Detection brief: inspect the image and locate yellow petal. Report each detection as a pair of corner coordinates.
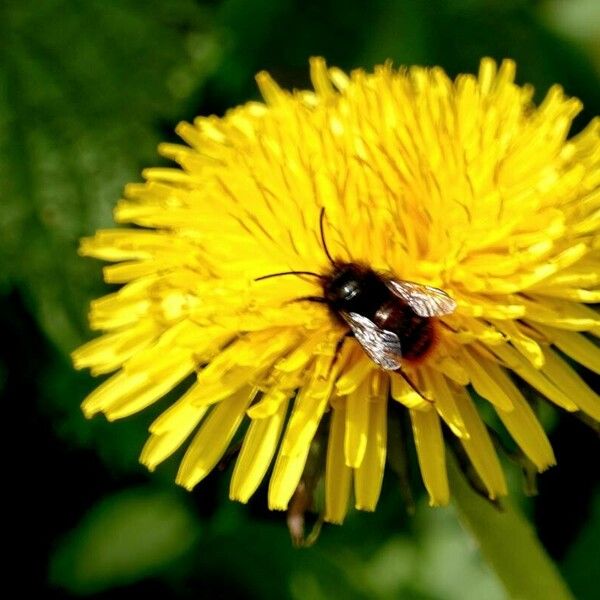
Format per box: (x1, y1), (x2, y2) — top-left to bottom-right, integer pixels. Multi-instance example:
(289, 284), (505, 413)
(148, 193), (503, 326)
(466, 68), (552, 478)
(536, 259), (599, 288)
(149, 382), (209, 434)
(410, 407), (449, 506)
(532, 287), (600, 303)
(324, 401), (353, 523)
(453, 387), (507, 499)
(247, 383), (297, 419)
(355, 381), (388, 511)
(490, 369), (556, 471)
(490, 242), (590, 292)
(534, 325), (600, 374)
(71, 321), (158, 375)
(230, 399), (289, 503)
(256, 70), (287, 106)
(281, 345), (349, 457)
(82, 352), (195, 420)
(274, 332), (324, 372)
(458, 296), (526, 320)
(176, 387), (254, 490)
(452, 316), (506, 345)
(103, 259), (176, 284)
(541, 348), (600, 420)
(335, 350), (372, 396)
(108, 359), (195, 421)
(268, 448), (311, 511)
(492, 344), (578, 411)
(140, 404), (208, 471)
(280, 380), (332, 458)
(491, 320), (544, 368)
(81, 371), (145, 417)
(390, 371), (429, 409)
(310, 56), (336, 99)
(460, 349), (514, 411)
(426, 368), (468, 438)
(522, 295), (600, 331)
(433, 351), (470, 386)
(344, 376), (371, 468)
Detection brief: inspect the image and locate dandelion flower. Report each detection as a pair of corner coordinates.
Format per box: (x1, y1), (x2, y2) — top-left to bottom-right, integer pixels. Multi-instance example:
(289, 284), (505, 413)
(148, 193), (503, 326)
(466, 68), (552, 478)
(73, 58), (599, 524)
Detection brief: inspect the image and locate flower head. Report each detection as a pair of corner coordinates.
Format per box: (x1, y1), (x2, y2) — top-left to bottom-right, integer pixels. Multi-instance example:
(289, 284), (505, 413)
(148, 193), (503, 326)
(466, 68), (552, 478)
(73, 58), (599, 523)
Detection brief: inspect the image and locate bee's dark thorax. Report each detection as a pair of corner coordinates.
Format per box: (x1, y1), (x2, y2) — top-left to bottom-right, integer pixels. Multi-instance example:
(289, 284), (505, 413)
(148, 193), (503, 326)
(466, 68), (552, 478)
(323, 263), (388, 318)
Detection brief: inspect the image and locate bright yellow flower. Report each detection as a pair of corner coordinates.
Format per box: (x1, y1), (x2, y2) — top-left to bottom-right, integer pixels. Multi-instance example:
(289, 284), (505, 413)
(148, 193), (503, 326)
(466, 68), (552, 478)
(73, 58), (599, 523)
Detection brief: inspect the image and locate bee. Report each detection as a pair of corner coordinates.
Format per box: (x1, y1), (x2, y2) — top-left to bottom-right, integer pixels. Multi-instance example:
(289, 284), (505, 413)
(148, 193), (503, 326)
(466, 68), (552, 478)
(256, 209), (456, 397)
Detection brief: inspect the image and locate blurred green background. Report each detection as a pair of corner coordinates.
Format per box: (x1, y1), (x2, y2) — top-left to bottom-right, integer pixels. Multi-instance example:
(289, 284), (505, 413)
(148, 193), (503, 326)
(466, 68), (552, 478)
(2, 0), (599, 597)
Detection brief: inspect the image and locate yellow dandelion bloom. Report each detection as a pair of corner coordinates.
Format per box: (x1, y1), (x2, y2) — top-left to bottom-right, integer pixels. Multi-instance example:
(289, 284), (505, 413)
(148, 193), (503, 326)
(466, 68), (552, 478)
(73, 58), (600, 524)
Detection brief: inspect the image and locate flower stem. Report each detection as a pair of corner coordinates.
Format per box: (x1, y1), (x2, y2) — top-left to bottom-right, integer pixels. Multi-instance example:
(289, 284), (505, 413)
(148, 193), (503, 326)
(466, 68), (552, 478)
(448, 455), (574, 600)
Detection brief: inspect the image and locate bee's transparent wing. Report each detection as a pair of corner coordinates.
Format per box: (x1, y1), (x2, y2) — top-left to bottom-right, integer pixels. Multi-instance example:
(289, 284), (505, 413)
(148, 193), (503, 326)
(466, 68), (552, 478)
(385, 280), (457, 317)
(343, 311), (402, 370)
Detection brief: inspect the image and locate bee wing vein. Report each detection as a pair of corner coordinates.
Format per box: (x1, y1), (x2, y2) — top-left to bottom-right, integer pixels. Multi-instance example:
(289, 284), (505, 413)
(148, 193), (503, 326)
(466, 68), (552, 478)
(385, 280), (456, 317)
(343, 311), (402, 370)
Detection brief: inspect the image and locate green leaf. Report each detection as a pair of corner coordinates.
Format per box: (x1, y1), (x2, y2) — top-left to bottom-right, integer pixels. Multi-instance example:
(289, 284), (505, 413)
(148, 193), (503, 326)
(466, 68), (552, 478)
(49, 486), (201, 594)
(449, 453), (575, 600)
(0, 0), (222, 354)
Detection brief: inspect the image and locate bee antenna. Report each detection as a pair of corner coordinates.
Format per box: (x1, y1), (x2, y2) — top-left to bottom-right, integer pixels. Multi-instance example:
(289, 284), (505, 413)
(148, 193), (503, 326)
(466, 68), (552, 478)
(319, 207), (336, 266)
(255, 270), (325, 282)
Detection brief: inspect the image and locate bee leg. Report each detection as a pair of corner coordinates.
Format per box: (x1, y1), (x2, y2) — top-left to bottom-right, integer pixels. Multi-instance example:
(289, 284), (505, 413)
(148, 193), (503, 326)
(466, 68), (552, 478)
(439, 320), (458, 333)
(395, 368), (433, 403)
(287, 295), (328, 305)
